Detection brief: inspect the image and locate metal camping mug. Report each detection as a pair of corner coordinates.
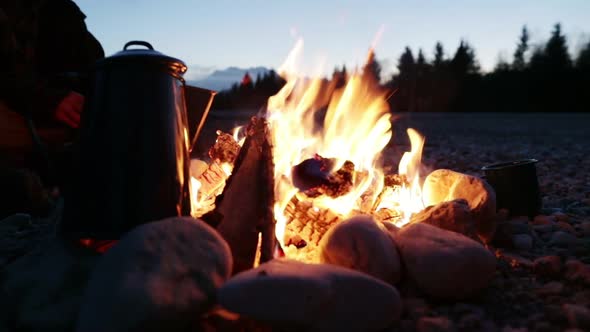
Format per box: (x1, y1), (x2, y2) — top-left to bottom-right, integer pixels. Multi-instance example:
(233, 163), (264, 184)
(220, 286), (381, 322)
(481, 159), (542, 218)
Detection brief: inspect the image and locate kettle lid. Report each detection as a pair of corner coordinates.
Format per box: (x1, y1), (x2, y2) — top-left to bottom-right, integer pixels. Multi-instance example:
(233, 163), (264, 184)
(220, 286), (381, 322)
(97, 40), (187, 77)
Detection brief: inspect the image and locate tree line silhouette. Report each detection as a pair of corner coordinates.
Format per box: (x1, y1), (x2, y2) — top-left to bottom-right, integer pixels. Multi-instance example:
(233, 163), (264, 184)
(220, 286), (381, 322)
(212, 23), (590, 113)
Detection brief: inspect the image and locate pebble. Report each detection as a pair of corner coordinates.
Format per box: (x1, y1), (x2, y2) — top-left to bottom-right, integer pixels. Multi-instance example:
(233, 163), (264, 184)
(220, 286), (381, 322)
(578, 222), (590, 237)
(513, 234), (533, 251)
(0, 213), (32, 228)
(564, 260), (590, 285)
(507, 220), (532, 235)
(218, 258), (402, 332)
(549, 231), (579, 247)
(535, 281), (565, 297)
(563, 304), (590, 330)
(533, 224), (555, 233)
(417, 316), (455, 332)
(77, 217), (232, 332)
(533, 255), (562, 278)
(403, 297), (430, 319)
(498, 251), (534, 268)
(557, 221), (577, 234)
(533, 215), (554, 225)
(553, 212), (570, 223)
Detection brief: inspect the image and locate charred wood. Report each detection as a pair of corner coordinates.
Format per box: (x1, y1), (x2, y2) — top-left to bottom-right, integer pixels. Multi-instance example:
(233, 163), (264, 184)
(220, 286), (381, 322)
(204, 117), (276, 274)
(291, 155), (355, 198)
(208, 130), (241, 164)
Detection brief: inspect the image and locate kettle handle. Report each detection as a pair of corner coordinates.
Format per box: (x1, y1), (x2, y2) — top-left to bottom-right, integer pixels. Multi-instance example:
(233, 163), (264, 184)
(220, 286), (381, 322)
(123, 40), (154, 50)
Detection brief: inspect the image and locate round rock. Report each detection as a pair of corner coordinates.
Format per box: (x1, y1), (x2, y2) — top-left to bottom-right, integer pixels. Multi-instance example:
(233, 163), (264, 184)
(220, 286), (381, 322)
(512, 234), (533, 251)
(319, 215), (402, 284)
(533, 255), (562, 278)
(0, 239), (98, 331)
(549, 231), (579, 247)
(218, 258), (402, 332)
(76, 217), (232, 332)
(422, 169), (497, 243)
(396, 223), (496, 300)
(409, 199), (476, 239)
(0, 213), (32, 228)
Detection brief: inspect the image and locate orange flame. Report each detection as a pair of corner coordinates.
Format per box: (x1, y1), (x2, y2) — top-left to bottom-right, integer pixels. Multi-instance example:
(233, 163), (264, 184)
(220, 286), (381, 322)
(187, 39), (427, 260)
(266, 40), (425, 251)
(375, 128), (425, 227)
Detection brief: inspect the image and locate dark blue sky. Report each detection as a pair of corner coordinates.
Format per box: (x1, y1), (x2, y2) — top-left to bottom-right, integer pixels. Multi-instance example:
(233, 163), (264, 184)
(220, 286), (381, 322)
(76, 0), (590, 79)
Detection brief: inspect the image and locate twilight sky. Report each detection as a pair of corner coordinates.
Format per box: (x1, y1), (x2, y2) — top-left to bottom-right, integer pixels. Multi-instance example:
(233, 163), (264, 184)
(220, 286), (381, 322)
(76, 0), (590, 79)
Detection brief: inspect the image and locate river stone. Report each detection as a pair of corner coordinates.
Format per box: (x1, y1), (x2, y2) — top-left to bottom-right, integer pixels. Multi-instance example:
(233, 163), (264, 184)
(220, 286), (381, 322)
(512, 234), (534, 251)
(417, 316), (455, 332)
(409, 199), (477, 239)
(396, 223), (496, 300)
(319, 215), (402, 284)
(218, 258), (402, 332)
(533, 255), (562, 278)
(549, 231), (579, 247)
(0, 213), (32, 228)
(563, 304), (590, 330)
(76, 217), (232, 332)
(422, 169), (497, 243)
(0, 239), (98, 332)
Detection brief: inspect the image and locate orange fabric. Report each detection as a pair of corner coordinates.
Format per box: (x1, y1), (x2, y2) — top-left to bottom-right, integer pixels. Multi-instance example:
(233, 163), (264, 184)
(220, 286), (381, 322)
(0, 101), (71, 167)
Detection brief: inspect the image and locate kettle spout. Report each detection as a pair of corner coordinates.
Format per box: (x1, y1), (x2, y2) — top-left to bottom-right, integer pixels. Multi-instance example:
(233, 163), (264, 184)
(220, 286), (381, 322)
(185, 85), (216, 152)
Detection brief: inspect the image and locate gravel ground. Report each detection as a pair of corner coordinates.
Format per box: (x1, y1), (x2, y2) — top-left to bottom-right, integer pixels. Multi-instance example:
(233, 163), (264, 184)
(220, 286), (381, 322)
(2, 112), (590, 331)
(386, 112), (590, 332)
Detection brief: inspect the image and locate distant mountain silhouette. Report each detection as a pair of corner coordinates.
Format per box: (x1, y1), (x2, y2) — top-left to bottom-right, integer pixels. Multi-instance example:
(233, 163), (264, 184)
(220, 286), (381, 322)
(184, 65), (216, 81)
(188, 66), (271, 92)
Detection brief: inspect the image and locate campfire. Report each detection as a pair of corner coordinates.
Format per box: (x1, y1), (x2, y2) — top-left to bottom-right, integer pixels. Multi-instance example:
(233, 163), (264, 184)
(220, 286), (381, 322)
(267, 40), (426, 262)
(189, 39), (496, 269)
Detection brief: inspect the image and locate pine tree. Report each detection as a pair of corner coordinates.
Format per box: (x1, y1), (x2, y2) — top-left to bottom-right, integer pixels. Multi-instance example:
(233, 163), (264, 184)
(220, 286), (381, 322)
(398, 47), (415, 77)
(416, 49), (430, 77)
(529, 46), (546, 69)
(513, 25), (529, 70)
(363, 49), (382, 84)
(544, 23), (572, 70)
(451, 40), (479, 75)
(395, 47), (417, 112)
(433, 42), (445, 68)
(417, 49), (426, 66)
(576, 41), (590, 70)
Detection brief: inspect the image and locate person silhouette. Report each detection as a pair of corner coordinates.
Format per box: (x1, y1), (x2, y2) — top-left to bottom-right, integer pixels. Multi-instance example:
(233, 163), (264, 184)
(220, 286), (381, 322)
(0, 0), (104, 216)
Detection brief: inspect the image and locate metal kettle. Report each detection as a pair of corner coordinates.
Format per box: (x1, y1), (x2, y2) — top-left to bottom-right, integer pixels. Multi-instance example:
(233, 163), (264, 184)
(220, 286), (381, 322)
(61, 41), (215, 240)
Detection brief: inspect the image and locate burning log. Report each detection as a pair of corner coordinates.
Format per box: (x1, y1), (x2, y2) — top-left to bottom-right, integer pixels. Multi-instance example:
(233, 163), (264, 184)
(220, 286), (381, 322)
(283, 195), (343, 262)
(208, 130), (241, 164)
(204, 117), (275, 274)
(291, 156), (355, 198)
(191, 132), (241, 217)
(370, 174), (409, 223)
(196, 162), (227, 200)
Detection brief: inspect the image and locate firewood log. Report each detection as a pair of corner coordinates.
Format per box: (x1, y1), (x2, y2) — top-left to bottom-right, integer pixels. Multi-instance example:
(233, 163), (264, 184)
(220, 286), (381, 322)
(208, 131), (241, 164)
(197, 162), (227, 199)
(204, 117), (276, 274)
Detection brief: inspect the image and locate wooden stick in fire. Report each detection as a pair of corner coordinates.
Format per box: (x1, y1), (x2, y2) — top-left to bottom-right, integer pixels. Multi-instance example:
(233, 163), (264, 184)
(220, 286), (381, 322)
(203, 117), (276, 274)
